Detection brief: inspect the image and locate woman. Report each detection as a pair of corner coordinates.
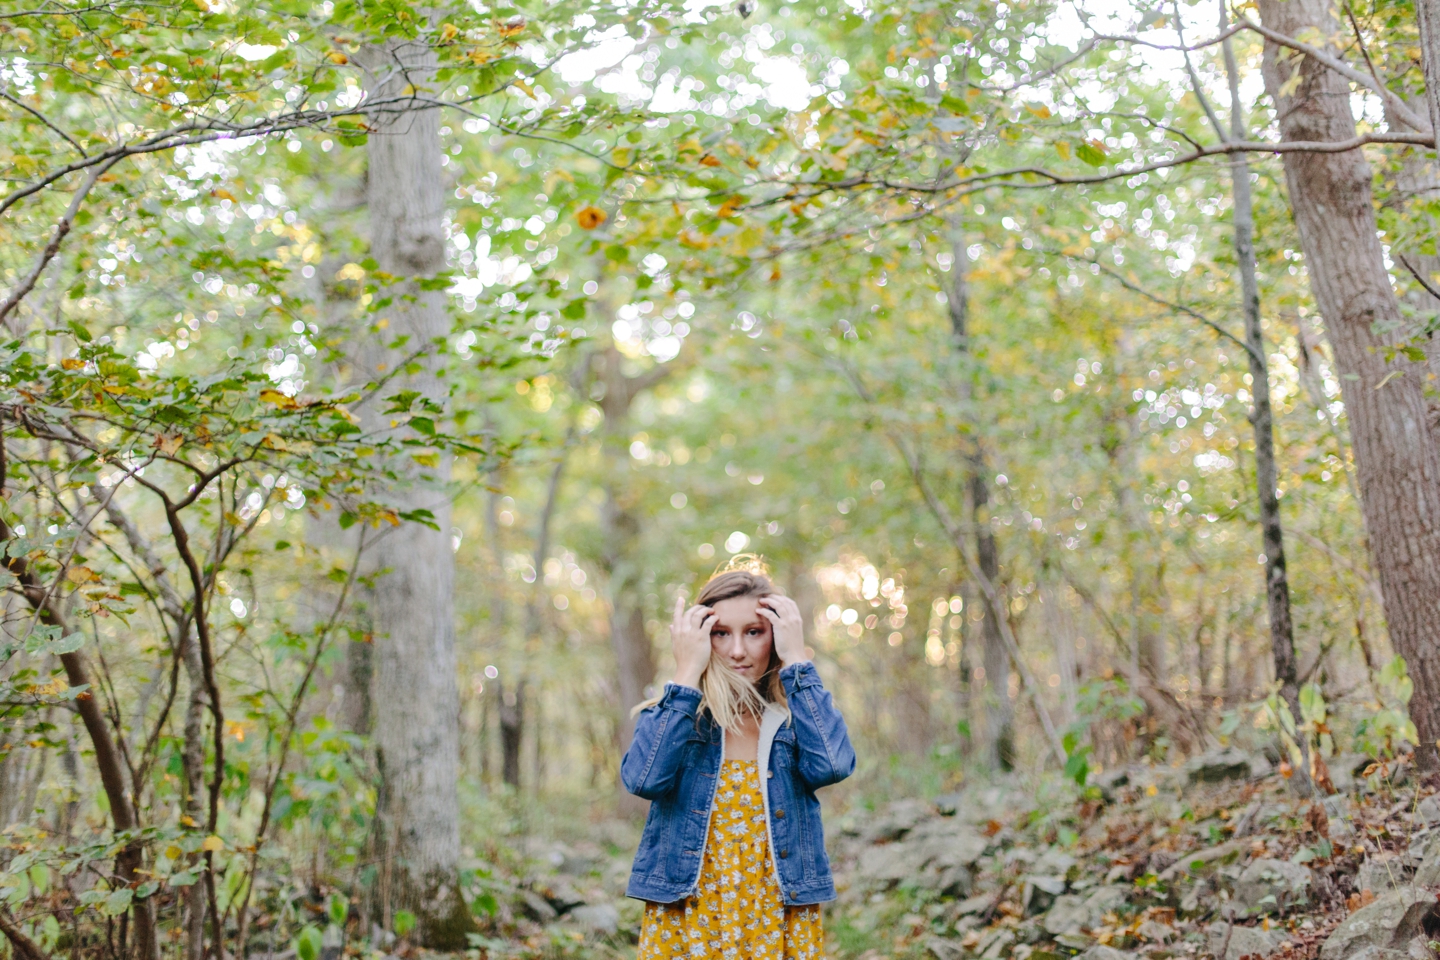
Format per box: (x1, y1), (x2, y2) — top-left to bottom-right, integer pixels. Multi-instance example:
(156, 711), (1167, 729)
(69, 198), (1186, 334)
(622, 561), (855, 959)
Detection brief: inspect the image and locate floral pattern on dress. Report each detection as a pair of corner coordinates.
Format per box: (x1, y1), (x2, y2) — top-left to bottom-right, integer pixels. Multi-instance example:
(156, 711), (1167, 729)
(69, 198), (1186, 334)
(638, 759), (824, 960)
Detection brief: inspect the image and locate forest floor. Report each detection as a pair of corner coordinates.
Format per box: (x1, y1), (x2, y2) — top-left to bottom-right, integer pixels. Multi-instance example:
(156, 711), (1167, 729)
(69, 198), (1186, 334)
(451, 749), (1440, 960)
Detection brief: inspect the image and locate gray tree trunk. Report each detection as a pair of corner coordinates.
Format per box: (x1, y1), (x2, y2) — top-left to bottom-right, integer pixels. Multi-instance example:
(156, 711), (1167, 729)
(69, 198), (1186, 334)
(1216, 20), (1311, 793)
(359, 38), (468, 945)
(1256, 0), (1440, 769)
(946, 224), (1014, 770)
(591, 347), (668, 757)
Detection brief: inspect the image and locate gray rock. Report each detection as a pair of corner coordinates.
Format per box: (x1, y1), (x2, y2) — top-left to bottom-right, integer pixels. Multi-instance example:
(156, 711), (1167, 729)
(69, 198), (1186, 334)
(1233, 858), (1311, 915)
(953, 893), (995, 916)
(1161, 841), (1244, 880)
(1043, 885), (1128, 936)
(1186, 747), (1257, 784)
(1022, 874), (1067, 915)
(1358, 857), (1409, 895)
(564, 903), (619, 935)
(1414, 838), (1440, 888)
(1418, 796), (1440, 826)
(977, 927), (1016, 958)
(1135, 919), (1176, 944)
(1078, 946), (1135, 960)
(861, 799), (932, 844)
(517, 888), (558, 921)
(1319, 886), (1438, 960)
(1208, 923), (1289, 960)
(856, 843), (915, 885)
(1044, 894), (1090, 936)
(926, 937), (966, 960)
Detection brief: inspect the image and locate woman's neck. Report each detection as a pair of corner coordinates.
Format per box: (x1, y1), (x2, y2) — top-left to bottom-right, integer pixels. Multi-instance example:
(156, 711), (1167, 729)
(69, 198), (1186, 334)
(723, 711), (761, 761)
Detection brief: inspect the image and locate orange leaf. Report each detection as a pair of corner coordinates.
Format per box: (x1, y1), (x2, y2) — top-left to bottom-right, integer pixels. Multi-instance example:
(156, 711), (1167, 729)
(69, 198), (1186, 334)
(575, 206), (607, 230)
(699, 153), (721, 167)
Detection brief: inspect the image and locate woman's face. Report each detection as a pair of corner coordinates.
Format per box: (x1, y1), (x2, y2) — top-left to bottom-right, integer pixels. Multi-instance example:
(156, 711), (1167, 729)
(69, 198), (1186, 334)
(708, 595), (775, 683)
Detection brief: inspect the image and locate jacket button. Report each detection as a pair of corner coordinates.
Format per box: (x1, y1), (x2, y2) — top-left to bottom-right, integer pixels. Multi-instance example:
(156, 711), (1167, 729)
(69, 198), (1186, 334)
(774, 809), (785, 819)
(779, 849), (789, 858)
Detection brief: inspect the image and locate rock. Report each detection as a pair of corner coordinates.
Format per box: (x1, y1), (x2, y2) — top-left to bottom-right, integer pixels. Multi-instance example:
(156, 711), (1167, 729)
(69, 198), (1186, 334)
(1035, 849), (1078, 877)
(856, 843), (916, 886)
(1043, 885), (1128, 936)
(913, 821), (989, 868)
(1136, 919), (1176, 943)
(564, 903), (619, 935)
(1161, 841), (1243, 880)
(926, 937), (967, 960)
(1319, 886), (1438, 960)
(954, 893), (995, 916)
(1417, 796), (1440, 826)
(977, 927), (1016, 959)
(1023, 874), (1068, 915)
(1233, 858), (1311, 915)
(1186, 748), (1257, 784)
(1078, 945), (1134, 960)
(1357, 857), (1409, 895)
(1044, 895), (1090, 936)
(860, 799), (932, 844)
(1414, 839), (1440, 888)
(517, 888), (558, 922)
(1208, 923), (1289, 960)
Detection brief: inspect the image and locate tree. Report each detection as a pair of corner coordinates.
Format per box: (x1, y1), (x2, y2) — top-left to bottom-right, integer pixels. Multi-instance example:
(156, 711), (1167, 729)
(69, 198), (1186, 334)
(355, 38), (467, 946)
(1255, 0), (1440, 768)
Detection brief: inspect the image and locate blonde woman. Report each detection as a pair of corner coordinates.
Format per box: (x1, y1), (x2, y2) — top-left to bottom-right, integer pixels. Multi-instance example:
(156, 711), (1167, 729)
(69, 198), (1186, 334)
(622, 560), (855, 959)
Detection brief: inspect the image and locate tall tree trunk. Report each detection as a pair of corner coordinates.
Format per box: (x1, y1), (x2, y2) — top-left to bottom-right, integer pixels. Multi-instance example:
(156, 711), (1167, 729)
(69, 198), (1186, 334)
(1255, 0), (1440, 769)
(946, 223), (1014, 770)
(1215, 19), (1311, 792)
(359, 38), (468, 945)
(1418, 0), (1440, 138)
(498, 681), (524, 789)
(591, 348), (669, 756)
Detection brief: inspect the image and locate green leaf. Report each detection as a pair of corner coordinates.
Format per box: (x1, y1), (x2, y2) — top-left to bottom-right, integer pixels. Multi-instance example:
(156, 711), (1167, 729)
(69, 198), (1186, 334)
(168, 870), (199, 887)
(103, 888), (134, 917)
(1076, 141), (1106, 167)
(393, 910), (416, 938)
(328, 894), (348, 925)
(295, 925), (324, 960)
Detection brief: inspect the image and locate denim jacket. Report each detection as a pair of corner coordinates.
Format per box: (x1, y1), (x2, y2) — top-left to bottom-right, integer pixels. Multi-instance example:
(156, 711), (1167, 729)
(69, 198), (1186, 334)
(621, 661), (855, 906)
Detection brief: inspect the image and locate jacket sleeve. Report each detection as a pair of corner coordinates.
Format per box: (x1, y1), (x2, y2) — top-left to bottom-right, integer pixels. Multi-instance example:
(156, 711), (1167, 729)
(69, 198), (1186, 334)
(781, 661), (856, 790)
(621, 682), (703, 800)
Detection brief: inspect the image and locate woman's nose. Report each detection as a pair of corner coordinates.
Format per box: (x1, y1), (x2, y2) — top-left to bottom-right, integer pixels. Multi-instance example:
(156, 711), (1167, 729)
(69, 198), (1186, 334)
(716, 635), (744, 659)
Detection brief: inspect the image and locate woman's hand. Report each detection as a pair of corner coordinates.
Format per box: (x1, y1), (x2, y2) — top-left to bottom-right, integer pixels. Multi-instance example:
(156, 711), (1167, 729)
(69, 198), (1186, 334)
(670, 596), (715, 689)
(758, 595), (807, 666)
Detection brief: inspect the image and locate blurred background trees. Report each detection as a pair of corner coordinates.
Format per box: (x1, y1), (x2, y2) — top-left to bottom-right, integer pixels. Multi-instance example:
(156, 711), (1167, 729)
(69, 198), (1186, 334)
(2, 0), (1438, 954)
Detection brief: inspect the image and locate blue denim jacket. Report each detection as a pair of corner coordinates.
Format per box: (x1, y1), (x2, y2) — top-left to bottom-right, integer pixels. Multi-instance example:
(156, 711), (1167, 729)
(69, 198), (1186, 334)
(621, 661), (855, 906)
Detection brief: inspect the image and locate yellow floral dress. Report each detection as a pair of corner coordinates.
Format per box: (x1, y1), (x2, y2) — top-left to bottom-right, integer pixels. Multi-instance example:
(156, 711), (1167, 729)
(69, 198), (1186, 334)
(638, 759), (824, 960)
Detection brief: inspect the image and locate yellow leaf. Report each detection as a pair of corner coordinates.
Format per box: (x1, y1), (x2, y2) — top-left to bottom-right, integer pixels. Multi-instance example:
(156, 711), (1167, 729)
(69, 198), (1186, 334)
(498, 16), (525, 37)
(210, 188), (237, 202)
(512, 78), (535, 99)
(261, 433), (288, 450)
(467, 49), (493, 65)
(1055, 141), (1071, 160)
(202, 836), (223, 853)
(67, 566), (101, 583)
(1026, 103), (1051, 119)
(259, 389), (298, 409)
(61, 358), (85, 370)
(699, 153), (721, 167)
(716, 196), (743, 218)
(334, 262), (365, 281)
(326, 50), (348, 65)
(439, 22), (459, 41)
(164, 845), (183, 860)
(154, 434), (183, 455)
(179, 815), (197, 827)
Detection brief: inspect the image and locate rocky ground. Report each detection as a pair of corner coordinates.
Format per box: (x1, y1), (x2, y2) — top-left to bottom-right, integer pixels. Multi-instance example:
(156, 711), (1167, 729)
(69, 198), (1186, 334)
(473, 748), (1440, 959)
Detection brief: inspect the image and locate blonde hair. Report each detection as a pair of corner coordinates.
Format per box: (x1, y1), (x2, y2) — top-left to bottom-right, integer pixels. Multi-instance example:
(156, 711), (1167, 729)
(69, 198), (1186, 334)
(634, 554), (790, 730)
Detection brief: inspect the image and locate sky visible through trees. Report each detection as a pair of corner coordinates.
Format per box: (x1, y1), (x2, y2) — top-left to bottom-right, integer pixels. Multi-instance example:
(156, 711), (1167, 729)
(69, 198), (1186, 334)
(2, 0), (1439, 955)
